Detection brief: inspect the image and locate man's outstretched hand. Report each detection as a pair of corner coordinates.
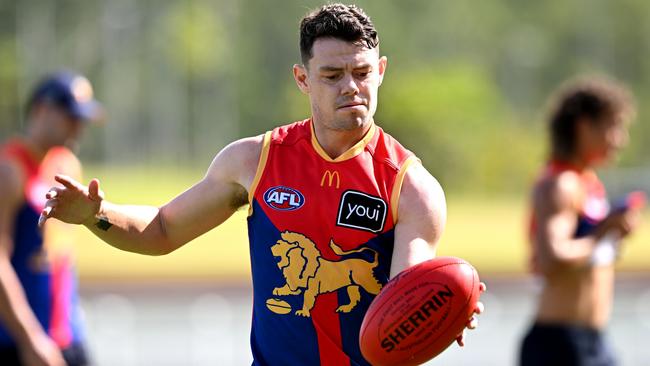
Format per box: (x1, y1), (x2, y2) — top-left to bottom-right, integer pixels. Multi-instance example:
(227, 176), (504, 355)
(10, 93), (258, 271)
(38, 175), (104, 228)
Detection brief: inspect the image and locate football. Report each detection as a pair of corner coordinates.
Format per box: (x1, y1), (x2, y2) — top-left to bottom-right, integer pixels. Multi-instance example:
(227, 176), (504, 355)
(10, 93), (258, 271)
(266, 298), (292, 315)
(359, 257), (481, 366)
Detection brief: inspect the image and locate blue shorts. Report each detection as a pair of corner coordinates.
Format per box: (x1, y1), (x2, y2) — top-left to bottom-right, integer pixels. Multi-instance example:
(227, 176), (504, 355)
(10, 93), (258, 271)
(519, 323), (616, 366)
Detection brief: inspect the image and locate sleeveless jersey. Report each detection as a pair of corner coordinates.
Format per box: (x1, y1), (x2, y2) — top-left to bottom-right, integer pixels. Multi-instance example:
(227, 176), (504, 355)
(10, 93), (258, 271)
(528, 161), (609, 271)
(247, 119), (418, 366)
(0, 140), (84, 348)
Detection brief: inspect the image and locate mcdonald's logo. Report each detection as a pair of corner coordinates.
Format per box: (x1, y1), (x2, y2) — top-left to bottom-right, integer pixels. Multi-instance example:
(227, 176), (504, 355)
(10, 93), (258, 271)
(320, 170), (341, 189)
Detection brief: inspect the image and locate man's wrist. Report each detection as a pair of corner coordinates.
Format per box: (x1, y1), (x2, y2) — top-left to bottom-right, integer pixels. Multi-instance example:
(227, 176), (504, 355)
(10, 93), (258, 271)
(94, 215), (113, 231)
(83, 201), (110, 230)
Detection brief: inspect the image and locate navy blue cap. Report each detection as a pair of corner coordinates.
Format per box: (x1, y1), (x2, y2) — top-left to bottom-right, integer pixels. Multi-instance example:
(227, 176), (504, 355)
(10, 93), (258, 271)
(29, 71), (103, 122)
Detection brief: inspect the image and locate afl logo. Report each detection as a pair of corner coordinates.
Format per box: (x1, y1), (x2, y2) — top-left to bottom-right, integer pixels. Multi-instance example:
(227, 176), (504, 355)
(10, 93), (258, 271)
(264, 186), (305, 211)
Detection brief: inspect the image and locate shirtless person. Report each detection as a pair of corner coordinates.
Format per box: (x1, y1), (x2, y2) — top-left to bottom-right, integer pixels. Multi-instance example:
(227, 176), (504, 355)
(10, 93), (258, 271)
(520, 77), (642, 366)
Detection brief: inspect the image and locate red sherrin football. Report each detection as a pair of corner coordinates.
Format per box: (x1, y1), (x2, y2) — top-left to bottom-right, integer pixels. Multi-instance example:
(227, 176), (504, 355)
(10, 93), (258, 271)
(359, 257), (480, 366)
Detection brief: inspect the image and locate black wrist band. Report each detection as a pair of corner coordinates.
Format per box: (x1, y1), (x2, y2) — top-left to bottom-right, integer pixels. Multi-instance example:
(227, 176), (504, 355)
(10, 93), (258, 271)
(95, 216), (113, 231)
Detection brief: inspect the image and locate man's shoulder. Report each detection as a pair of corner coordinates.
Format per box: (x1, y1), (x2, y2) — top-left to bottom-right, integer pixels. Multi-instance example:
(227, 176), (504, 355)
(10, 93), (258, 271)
(41, 147), (82, 181)
(204, 134), (266, 188)
(0, 138), (24, 160)
(533, 170), (584, 213)
(221, 134), (266, 162)
(370, 125), (417, 171)
(0, 159), (25, 204)
(268, 119), (311, 146)
(0, 139), (28, 190)
(394, 160), (445, 238)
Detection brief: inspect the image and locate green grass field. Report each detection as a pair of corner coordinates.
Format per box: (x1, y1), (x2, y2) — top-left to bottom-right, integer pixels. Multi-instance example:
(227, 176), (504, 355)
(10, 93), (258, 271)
(71, 166), (650, 281)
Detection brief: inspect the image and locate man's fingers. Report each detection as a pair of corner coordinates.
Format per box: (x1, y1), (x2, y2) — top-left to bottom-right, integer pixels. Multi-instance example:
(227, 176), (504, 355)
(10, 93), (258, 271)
(38, 213), (48, 228)
(475, 301), (484, 314)
(42, 206), (53, 217)
(45, 188), (61, 199)
(467, 316), (478, 330)
(38, 198), (58, 226)
(455, 288), (485, 349)
(42, 199), (58, 216)
(456, 317), (477, 347)
(54, 174), (80, 190)
(456, 331), (466, 347)
(88, 179), (103, 201)
(38, 203), (56, 228)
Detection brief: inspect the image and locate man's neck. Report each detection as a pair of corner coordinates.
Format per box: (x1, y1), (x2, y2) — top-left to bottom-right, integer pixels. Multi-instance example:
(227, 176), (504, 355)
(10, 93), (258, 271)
(21, 133), (48, 163)
(550, 154), (590, 172)
(312, 119), (373, 159)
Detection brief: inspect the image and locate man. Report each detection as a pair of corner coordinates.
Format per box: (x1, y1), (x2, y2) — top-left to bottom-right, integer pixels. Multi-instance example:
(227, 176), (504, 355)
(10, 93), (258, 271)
(0, 71), (103, 366)
(40, 4), (483, 365)
(520, 77), (642, 366)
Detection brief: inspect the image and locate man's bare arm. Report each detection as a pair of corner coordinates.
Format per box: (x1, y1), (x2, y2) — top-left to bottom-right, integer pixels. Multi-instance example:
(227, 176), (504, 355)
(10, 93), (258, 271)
(390, 162), (446, 278)
(391, 162), (484, 346)
(40, 135), (263, 255)
(533, 171), (641, 273)
(533, 172), (601, 272)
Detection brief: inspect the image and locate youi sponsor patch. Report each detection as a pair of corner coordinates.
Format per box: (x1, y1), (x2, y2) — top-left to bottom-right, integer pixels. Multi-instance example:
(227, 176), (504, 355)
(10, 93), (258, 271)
(336, 190), (387, 233)
(264, 186), (305, 211)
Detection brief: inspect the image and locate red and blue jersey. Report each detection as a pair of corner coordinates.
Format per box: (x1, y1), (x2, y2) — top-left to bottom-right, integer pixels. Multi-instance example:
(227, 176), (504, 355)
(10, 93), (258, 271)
(0, 140), (84, 348)
(247, 119), (418, 365)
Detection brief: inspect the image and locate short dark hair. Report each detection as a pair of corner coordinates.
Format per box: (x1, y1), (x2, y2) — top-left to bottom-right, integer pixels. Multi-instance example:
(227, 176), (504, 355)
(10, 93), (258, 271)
(299, 3), (379, 65)
(548, 76), (635, 159)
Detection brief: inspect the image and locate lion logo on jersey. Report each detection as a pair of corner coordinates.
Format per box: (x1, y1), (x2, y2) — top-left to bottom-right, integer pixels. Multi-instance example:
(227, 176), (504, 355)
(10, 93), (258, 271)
(268, 231), (382, 317)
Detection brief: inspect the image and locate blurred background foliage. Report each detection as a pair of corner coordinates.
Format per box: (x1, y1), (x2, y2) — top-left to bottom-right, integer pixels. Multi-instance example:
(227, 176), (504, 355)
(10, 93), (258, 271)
(3, 4), (650, 363)
(1, 0), (649, 197)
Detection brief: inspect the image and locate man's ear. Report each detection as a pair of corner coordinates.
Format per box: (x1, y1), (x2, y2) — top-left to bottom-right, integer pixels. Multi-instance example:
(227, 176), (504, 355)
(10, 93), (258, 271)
(293, 64), (310, 94)
(377, 56), (387, 86)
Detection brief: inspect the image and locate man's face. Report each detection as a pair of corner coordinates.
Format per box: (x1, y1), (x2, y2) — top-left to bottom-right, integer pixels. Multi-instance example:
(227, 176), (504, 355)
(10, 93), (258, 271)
(293, 38), (387, 131)
(578, 114), (630, 165)
(38, 104), (84, 150)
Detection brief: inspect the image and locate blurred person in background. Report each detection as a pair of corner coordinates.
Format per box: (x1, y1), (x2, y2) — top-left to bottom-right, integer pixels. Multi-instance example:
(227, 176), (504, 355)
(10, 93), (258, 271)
(38, 4), (484, 365)
(0, 71), (103, 366)
(520, 77), (643, 366)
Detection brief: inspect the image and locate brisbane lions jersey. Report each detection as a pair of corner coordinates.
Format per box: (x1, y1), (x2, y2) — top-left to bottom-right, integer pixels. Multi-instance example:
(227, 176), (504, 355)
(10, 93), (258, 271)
(247, 119), (418, 366)
(0, 140), (85, 349)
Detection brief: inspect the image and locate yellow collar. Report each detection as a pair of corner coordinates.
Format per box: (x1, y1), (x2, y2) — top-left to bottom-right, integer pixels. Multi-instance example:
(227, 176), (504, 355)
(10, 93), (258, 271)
(310, 120), (376, 163)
